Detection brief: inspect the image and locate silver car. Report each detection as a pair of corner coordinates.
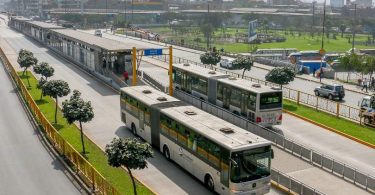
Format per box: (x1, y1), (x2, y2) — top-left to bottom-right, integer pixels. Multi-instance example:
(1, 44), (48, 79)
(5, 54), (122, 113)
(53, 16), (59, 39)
(314, 84), (345, 100)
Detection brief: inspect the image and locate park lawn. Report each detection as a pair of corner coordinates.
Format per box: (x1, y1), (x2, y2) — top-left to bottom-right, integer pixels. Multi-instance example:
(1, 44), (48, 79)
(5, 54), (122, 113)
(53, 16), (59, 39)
(283, 99), (375, 145)
(18, 72), (153, 195)
(148, 26), (374, 53)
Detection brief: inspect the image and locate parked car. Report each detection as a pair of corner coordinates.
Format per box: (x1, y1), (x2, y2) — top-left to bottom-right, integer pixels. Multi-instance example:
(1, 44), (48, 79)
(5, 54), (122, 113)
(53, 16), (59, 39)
(219, 58), (234, 69)
(94, 29), (102, 37)
(314, 84), (345, 100)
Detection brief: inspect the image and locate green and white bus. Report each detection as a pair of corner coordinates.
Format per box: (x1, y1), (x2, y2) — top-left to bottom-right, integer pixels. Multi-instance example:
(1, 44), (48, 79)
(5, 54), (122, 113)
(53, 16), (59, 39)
(121, 86), (273, 195)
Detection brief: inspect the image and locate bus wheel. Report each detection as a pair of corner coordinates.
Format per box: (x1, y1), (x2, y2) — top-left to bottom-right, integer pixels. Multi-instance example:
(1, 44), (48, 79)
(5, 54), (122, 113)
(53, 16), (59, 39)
(131, 123), (137, 135)
(163, 145), (170, 160)
(205, 174), (214, 191)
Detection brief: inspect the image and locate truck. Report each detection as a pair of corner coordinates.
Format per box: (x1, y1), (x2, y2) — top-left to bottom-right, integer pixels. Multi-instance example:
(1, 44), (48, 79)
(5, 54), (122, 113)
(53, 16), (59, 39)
(359, 95), (375, 126)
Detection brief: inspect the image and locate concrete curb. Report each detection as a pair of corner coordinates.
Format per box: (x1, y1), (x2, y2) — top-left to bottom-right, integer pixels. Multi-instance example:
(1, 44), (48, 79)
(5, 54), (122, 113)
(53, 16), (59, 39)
(283, 109), (375, 149)
(271, 181), (297, 195)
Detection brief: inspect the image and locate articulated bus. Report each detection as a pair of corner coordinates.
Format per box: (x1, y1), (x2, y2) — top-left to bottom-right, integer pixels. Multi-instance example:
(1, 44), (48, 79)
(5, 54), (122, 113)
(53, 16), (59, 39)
(120, 86), (273, 195)
(172, 63), (282, 127)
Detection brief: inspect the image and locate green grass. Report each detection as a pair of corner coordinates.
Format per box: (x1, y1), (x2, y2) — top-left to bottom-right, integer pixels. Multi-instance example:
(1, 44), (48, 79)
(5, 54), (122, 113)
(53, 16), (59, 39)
(283, 99), (375, 145)
(146, 27), (374, 53)
(18, 72), (153, 195)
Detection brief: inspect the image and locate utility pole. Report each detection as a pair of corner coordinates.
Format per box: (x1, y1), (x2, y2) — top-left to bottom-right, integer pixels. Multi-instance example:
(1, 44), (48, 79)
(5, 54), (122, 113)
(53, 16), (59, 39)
(131, 0), (133, 25)
(319, 0), (326, 83)
(311, 1), (316, 30)
(351, 3), (357, 53)
(207, 1), (210, 50)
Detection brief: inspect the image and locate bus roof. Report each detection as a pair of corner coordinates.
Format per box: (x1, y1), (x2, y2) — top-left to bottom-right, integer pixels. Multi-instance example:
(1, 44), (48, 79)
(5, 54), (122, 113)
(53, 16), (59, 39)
(121, 86), (180, 106)
(161, 105), (270, 150)
(218, 76), (281, 94)
(173, 63), (227, 78)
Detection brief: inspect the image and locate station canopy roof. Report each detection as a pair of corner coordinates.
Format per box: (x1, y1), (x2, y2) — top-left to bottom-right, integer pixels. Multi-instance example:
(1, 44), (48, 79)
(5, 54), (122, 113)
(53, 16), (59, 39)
(51, 29), (149, 52)
(27, 21), (65, 29)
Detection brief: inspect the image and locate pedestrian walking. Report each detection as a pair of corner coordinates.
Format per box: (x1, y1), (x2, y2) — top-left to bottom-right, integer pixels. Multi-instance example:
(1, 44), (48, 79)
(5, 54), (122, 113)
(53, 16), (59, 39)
(123, 70), (129, 84)
(312, 67), (316, 78)
(371, 77), (375, 91)
(319, 68), (323, 82)
(362, 78), (368, 92)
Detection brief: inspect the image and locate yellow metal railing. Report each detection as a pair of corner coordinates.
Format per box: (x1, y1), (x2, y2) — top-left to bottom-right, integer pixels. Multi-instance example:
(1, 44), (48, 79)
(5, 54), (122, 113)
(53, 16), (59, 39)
(0, 47), (121, 195)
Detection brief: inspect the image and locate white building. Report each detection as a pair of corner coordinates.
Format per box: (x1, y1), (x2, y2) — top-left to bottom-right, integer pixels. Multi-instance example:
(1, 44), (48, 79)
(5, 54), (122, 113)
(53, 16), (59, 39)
(330, 0), (344, 7)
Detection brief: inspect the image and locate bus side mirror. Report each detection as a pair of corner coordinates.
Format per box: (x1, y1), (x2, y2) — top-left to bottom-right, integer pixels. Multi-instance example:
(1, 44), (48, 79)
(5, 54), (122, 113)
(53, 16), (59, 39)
(271, 149), (274, 159)
(230, 159), (238, 167)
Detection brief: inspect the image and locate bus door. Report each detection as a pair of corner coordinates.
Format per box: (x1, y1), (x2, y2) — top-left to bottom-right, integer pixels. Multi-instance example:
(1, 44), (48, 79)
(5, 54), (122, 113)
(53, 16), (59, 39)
(240, 93), (247, 116)
(223, 87), (230, 109)
(185, 74), (192, 93)
(139, 109), (145, 130)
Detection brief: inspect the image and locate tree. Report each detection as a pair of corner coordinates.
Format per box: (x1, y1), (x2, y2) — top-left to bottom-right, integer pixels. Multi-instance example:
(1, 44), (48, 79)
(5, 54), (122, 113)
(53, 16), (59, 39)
(232, 56), (254, 78)
(200, 51), (221, 69)
(62, 90), (94, 154)
(338, 54), (353, 82)
(363, 56), (375, 80)
(105, 138), (153, 195)
(42, 80), (70, 123)
(34, 62), (55, 100)
(17, 49), (38, 87)
(265, 67), (295, 87)
(33, 62), (54, 81)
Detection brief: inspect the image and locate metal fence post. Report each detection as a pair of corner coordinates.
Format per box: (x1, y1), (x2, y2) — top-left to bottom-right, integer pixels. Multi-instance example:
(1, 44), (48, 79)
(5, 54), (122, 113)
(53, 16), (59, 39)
(297, 91), (300, 105)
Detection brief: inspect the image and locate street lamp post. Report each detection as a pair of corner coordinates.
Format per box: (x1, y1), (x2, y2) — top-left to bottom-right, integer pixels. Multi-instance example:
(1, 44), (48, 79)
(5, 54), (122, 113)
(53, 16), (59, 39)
(207, 1), (210, 50)
(351, 3), (357, 54)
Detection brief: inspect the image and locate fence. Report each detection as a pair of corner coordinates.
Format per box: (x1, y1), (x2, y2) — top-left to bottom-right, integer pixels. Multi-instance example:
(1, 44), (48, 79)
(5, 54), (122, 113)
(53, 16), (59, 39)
(148, 54), (363, 124)
(0, 47), (121, 195)
(173, 89), (375, 194)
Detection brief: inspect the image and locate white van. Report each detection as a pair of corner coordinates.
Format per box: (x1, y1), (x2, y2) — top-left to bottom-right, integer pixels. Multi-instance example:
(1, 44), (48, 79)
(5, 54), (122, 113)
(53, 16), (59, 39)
(94, 29), (102, 37)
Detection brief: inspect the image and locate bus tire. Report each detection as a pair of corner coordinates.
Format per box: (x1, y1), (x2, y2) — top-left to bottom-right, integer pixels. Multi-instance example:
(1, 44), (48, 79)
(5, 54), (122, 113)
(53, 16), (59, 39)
(131, 123), (137, 135)
(163, 145), (170, 160)
(205, 174), (214, 191)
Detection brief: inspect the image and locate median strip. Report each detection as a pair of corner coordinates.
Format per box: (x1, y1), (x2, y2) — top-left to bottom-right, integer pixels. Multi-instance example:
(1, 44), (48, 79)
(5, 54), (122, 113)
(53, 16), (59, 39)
(283, 99), (375, 148)
(18, 71), (154, 195)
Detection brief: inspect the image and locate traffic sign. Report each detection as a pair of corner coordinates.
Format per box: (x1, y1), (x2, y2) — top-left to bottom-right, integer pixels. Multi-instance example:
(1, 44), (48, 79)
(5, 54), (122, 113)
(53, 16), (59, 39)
(319, 48), (326, 56)
(144, 49), (163, 56)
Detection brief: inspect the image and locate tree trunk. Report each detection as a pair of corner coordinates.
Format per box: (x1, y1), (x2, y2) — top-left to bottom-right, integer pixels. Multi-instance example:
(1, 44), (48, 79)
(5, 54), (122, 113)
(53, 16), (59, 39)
(22, 68), (26, 76)
(79, 121), (86, 154)
(341, 31), (344, 38)
(55, 97), (58, 123)
(126, 166), (137, 195)
(26, 71), (30, 87)
(40, 91), (43, 100)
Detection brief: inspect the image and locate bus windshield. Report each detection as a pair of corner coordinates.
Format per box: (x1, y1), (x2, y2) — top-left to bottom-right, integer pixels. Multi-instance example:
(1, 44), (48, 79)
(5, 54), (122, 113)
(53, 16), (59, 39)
(260, 92), (282, 110)
(230, 146), (271, 183)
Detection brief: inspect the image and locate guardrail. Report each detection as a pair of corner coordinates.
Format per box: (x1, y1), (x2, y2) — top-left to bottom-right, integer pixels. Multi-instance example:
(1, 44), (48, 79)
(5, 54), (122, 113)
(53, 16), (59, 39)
(0, 46), (120, 195)
(149, 54), (363, 124)
(173, 88), (375, 194)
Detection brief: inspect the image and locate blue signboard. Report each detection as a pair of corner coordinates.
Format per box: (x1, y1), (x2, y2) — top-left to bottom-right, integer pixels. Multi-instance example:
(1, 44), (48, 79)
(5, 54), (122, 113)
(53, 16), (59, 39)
(144, 49), (163, 56)
(248, 19), (258, 42)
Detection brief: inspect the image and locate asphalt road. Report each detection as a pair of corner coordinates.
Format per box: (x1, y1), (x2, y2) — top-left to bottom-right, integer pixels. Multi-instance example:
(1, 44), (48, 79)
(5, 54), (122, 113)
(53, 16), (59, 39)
(0, 24), (370, 194)
(0, 60), (82, 195)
